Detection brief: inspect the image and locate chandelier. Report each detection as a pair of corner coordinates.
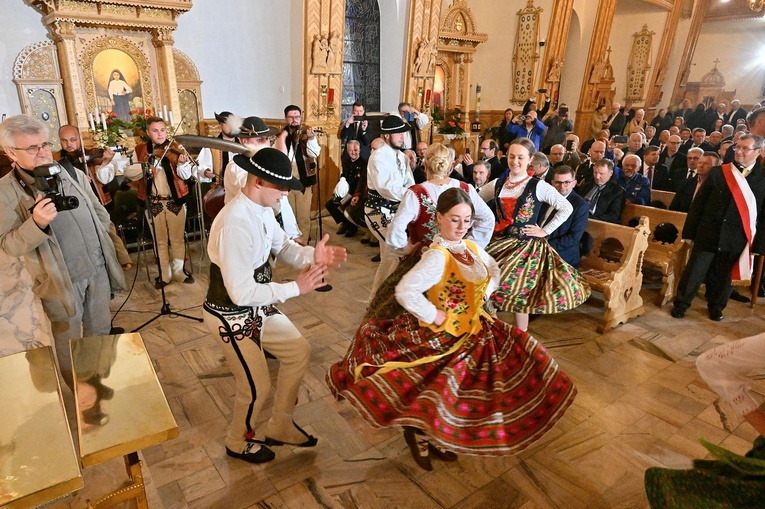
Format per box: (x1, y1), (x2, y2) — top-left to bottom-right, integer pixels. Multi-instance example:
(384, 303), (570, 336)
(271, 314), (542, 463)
(750, 0), (764, 12)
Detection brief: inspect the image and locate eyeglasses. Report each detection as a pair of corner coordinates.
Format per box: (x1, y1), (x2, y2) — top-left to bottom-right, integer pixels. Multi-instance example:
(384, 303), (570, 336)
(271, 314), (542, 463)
(736, 146), (760, 153)
(12, 142), (53, 155)
(553, 180), (574, 186)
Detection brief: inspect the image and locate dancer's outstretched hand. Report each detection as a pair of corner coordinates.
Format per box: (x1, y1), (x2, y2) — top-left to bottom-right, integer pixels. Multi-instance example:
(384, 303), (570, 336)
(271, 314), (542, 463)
(296, 264), (328, 294)
(314, 234), (347, 268)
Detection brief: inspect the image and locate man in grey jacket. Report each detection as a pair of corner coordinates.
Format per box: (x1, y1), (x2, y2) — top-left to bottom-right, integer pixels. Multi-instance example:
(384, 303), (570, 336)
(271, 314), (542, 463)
(0, 115), (127, 386)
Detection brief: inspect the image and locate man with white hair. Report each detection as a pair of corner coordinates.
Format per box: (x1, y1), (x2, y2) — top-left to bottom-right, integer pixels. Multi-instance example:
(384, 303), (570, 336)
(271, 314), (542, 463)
(727, 99), (748, 126)
(617, 154), (651, 205)
(604, 101), (626, 137)
(0, 115), (127, 385)
(623, 133), (645, 159)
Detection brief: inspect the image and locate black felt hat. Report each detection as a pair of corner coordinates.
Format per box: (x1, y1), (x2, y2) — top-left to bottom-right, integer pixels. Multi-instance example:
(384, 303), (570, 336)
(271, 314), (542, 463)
(380, 115), (411, 134)
(233, 148), (304, 191)
(235, 116), (280, 139)
(214, 111), (234, 124)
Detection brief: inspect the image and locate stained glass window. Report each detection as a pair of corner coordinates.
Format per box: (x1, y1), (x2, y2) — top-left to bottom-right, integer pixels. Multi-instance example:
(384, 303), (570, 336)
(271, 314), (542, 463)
(343, 0), (380, 119)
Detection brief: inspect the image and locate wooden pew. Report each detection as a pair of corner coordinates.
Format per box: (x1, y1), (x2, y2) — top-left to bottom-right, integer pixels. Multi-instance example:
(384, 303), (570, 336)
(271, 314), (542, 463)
(71, 333), (179, 509)
(579, 217), (650, 333)
(622, 203), (691, 306)
(650, 189), (675, 208)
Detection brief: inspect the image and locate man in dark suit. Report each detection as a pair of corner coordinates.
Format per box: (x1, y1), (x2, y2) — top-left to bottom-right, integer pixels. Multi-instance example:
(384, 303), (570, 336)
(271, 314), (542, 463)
(530, 152), (554, 183)
(690, 128), (713, 152)
(727, 100), (749, 126)
(641, 146), (671, 191)
(543, 166), (589, 268)
(670, 151), (719, 212)
(671, 134), (765, 321)
(341, 102), (372, 160)
(604, 102), (627, 137)
(671, 147), (703, 192)
(463, 139), (504, 183)
(575, 140), (607, 189)
(622, 133), (645, 160)
(326, 140), (367, 237)
(663, 135), (689, 191)
(674, 99), (693, 123)
(577, 159), (626, 224)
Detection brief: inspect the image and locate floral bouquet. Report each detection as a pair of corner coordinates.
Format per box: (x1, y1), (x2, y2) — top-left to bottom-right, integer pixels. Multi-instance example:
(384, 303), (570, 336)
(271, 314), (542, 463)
(435, 106), (467, 137)
(131, 108), (154, 143)
(92, 111), (134, 148)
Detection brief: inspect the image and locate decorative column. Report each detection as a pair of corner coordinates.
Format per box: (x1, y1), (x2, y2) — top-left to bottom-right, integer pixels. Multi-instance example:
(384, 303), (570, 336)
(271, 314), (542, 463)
(670, 0), (710, 106)
(404, 0), (445, 136)
(573, 0), (619, 140)
(643, 0), (684, 116)
(151, 28), (181, 122)
(539, 0), (576, 107)
(48, 20), (80, 127)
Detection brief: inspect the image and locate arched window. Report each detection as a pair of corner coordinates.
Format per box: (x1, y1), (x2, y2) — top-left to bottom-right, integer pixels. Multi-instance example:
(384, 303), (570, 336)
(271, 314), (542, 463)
(342, 0), (380, 118)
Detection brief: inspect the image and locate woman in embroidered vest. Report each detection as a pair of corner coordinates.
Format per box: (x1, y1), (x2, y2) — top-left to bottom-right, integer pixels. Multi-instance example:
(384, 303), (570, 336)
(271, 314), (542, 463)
(479, 138), (590, 332)
(365, 143), (494, 319)
(328, 188), (576, 470)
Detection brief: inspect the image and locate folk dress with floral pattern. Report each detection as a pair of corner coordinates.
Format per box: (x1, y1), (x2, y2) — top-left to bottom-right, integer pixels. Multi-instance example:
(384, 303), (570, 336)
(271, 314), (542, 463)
(480, 175), (590, 314)
(327, 236), (576, 456)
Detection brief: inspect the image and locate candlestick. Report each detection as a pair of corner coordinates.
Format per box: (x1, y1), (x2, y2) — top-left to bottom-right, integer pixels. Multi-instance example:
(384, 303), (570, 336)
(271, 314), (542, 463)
(168, 111), (175, 127)
(89, 113), (95, 131)
(101, 113), (107, 130)
(163, 104), (168, 121)
(475, 83), (482, 121)
(328, 88), (334, 103)
(425, 90), (432, 103)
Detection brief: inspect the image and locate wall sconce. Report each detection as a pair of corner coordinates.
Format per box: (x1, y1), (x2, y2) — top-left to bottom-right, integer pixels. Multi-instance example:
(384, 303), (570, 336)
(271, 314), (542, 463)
(311, 84), (335, 119)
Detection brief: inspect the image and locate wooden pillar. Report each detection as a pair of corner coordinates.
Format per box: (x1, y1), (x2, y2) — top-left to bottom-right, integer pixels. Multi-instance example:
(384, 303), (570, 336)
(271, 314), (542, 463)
(643, 0), (684, 117)
(670, 0), (710, 106)
(151, 28), (181, 121)
(539, 0), (575, 107)
(49, 21), (80, 128)
(573, 0), (618, 141)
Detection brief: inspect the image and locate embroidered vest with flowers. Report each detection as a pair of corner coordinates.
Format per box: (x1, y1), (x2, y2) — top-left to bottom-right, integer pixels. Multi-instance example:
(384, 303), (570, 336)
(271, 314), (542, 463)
(423, 240), (493, 337)
(408, 181), (471, 245)
(488, 176), (543, 238)
(134, 142), (190, 202)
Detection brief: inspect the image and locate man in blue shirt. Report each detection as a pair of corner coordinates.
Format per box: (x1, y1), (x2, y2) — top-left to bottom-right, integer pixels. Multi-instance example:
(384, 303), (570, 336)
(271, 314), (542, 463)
(506, 110), (546, 151)
(617, 154), (651, 205)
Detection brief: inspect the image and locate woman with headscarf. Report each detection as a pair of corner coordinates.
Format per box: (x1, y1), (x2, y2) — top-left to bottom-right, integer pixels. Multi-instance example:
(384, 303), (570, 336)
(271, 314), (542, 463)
(107, 69), (132, 122)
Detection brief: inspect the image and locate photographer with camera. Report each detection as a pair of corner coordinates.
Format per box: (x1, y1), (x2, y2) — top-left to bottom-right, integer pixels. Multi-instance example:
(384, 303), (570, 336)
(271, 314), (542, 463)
(0, 115), (127, 387)
(505, 110), (546, 152)
(541, 103), (573, 154)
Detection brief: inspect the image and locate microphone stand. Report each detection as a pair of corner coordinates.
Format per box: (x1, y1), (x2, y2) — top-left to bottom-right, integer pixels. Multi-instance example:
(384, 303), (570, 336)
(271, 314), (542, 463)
(132, 155), (203, 332)
(312, 140), (332, 292)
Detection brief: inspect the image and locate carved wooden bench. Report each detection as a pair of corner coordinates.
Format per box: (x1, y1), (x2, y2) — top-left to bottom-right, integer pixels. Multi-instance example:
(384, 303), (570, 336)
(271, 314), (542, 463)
(622, 203), (690, 306)
(579, 217), (650, 332)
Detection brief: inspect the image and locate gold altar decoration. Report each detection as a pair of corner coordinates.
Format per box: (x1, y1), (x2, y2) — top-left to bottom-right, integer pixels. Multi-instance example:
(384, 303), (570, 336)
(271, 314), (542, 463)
(511, 0), (543, 103)
(173, 48), (203, 134)
(403, 0), (445, 125)
(682, 60), (737, 110)
(21, 0), (192, 141)
(626, 24), (655, 102)
(435, 0), (487, 126)
(12, 40), (67, 150)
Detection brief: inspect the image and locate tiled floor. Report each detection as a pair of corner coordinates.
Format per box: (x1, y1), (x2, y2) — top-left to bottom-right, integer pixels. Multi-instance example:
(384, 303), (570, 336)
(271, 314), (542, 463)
(58, 219), (765, 508)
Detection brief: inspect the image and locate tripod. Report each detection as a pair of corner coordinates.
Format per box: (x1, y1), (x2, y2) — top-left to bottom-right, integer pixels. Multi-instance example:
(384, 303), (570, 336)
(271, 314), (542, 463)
(133, 160), (203, 332)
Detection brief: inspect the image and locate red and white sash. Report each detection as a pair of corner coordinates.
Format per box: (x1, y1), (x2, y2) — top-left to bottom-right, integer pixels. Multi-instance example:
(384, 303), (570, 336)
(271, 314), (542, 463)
(722, 163), (757, 280)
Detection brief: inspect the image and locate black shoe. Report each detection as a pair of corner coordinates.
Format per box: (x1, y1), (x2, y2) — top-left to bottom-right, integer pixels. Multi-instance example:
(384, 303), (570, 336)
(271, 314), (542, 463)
(730, 290), (751, 303)
(371, 254), (381, 262)
(183, 274), (195, 284)
(670, 307), (685, 319)
(429, 443), (458, 462)
(344, 226), (358, 237)
(110, 327), (125, 335)
(225, 442), (275, 464)
(709, 309), (723, 321)
(154, 278), (169, 289)
(264, 422), (318, 447)
(337, 224), (348, 235)
(403, 427), (432, 471)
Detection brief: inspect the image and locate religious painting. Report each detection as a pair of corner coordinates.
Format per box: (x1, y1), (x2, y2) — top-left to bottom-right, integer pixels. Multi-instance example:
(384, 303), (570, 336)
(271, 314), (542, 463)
(92, 49), (143, 122)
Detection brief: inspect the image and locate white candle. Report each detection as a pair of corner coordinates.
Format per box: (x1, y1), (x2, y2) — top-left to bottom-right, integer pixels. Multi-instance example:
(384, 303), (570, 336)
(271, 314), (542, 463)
(89, 113), (95, 131)
(168, 111), (175, 127)
(101, 113), (107, 130)
(95, 106), (100, 118)
(163, 104), (168, 121)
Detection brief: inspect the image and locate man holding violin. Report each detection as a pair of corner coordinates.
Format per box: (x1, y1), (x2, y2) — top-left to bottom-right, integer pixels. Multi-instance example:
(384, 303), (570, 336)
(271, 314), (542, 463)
(276, 105), (321, 244)
(56, 124), (132, 269)
(126, 116), (193, 288)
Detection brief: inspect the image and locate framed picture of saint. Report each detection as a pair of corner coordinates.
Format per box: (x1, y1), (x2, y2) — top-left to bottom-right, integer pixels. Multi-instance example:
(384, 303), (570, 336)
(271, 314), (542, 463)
(92, 49), (143, 122)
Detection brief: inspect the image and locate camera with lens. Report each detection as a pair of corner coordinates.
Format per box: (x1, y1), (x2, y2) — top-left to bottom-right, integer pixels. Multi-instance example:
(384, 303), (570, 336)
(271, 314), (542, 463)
(33, 163), (79, 211)
(517, 115), (527, 122)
